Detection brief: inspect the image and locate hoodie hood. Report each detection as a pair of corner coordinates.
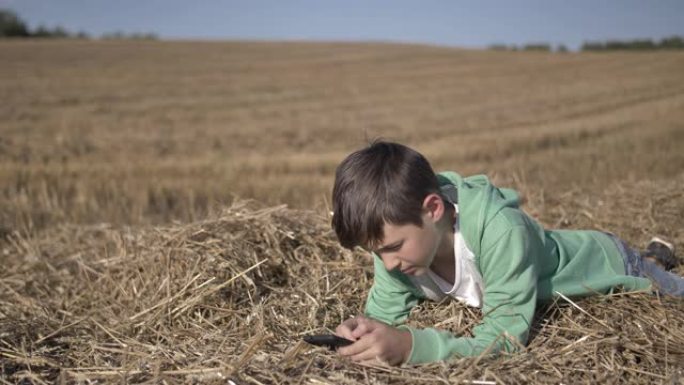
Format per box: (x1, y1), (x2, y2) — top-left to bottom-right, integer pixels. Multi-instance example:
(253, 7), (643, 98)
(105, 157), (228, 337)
(437, 172), (520, 258)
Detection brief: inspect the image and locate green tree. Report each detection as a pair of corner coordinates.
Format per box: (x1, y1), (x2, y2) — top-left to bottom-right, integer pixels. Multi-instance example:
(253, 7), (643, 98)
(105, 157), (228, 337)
(487, 43), (509, 51)
(556, 44), (569, 53)
(32, 24), (73, 38)
(581, 41), (605, 51)
(0, 8), (30, 37)
(32, 25), (52, 37)
(523, 43), (551, 52)
(659, 36), (684, 49)
(50, 26), (69, 38)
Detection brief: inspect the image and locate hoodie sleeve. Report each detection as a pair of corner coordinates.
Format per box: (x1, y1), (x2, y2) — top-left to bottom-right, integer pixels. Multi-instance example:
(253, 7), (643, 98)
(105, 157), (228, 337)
(402, 225), (539, 363)
(364, 254), (425, 325)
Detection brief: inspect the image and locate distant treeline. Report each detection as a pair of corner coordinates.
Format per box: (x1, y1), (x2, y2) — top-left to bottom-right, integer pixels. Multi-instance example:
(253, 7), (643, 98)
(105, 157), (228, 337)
(581, 36), (684, 51)
(488, 43), (568, 52)
(489, 36), (684, 52)
(0, 8), (157, 40)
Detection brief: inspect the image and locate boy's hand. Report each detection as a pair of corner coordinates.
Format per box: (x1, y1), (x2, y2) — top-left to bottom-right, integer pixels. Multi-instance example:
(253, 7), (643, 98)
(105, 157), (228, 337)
(335, 316), (412, 366)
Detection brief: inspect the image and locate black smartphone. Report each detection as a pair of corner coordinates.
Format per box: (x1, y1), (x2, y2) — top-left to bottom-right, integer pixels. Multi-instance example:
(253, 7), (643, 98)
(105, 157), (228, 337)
(303, 334), (354, 350)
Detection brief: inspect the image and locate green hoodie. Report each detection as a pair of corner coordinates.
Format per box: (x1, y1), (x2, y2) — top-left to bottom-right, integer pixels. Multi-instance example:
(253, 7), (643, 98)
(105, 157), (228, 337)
(364, 172), (652, 364)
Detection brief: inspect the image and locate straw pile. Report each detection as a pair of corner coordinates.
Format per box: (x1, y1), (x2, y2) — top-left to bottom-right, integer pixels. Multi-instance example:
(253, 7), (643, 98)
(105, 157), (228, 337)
(2, 176), (683, 384)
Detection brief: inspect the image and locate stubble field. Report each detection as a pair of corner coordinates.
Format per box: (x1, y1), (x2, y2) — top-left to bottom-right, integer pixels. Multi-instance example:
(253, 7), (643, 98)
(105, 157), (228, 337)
(1, 40), (683, 384)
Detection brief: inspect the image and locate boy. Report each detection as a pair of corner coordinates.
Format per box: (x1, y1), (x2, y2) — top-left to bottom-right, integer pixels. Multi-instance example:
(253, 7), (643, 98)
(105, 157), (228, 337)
(330, 140), (683, 366)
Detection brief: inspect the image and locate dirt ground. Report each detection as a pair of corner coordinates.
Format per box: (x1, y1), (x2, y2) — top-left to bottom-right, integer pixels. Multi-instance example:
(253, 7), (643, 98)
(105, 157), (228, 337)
(1, 40), (683, 384)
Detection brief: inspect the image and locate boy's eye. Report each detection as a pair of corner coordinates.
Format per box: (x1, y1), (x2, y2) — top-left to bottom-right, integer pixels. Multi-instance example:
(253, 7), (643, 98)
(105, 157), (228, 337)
(371, 240), (403, 255)
(380, 242), (403, 253)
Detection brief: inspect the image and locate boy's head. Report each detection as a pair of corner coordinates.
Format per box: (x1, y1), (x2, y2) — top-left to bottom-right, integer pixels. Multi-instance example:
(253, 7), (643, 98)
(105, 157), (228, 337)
(331, 140), (441, 251)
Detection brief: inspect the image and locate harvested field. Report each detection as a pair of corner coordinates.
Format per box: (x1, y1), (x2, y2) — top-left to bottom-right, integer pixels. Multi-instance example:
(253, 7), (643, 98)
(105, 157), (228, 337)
(2, 181), (683, 384)
(1, 40), (684, 383)
(2, 40), (684, 230)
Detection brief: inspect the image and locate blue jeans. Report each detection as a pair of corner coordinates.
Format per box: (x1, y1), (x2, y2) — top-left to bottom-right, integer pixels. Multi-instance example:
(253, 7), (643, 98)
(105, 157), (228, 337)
(609, 234), (684, 297)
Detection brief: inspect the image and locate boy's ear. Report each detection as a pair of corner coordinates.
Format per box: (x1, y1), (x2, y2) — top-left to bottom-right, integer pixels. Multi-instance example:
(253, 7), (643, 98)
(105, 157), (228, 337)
(421, 193), (445, 222)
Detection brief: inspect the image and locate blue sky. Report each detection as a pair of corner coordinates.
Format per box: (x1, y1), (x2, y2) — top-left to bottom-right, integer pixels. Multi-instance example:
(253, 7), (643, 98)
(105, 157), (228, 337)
(2, 0), (683, 50)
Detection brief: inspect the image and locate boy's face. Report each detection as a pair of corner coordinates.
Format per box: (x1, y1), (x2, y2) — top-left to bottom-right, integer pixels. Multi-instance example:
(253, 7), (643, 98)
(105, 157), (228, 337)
(371, 194), (448, 276)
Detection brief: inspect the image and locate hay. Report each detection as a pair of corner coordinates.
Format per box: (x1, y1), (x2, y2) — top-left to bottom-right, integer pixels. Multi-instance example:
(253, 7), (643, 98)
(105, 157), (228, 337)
(2, 181), (684, 384)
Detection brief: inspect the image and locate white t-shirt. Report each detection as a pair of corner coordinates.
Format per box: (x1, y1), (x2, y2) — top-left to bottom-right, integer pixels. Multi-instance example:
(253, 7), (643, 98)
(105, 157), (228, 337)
(426, 203), (484, 307)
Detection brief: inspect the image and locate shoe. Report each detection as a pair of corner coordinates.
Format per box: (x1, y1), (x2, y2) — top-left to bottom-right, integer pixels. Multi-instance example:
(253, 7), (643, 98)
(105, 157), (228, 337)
(644, 237), (678, 271)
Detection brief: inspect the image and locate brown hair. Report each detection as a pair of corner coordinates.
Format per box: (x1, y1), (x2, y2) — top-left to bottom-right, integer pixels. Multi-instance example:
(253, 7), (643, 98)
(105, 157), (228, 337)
(331, 140), (440, 250)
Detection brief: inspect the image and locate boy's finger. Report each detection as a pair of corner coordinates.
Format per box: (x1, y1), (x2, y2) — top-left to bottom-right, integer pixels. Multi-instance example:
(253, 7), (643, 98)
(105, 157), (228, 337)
(341, 317), (360, 329)
(353, 318), (384, 338)
(359, 358), (387, 367)
(350, 347), (380, 363)
(335, 317), (360, 340)
(351, 322), (372, 339)
(337, 335), (374, 357)
(334, 325), (355, 341)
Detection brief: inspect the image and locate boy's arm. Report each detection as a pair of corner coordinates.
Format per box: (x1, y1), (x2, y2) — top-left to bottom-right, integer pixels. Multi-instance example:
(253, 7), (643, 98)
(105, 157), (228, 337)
(364, 253), (424, 325)
(401, 225), (539, 364)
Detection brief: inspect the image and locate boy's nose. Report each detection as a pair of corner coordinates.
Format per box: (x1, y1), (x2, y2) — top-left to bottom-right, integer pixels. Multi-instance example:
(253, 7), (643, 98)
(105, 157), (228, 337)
(383, 255), (401, 272)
